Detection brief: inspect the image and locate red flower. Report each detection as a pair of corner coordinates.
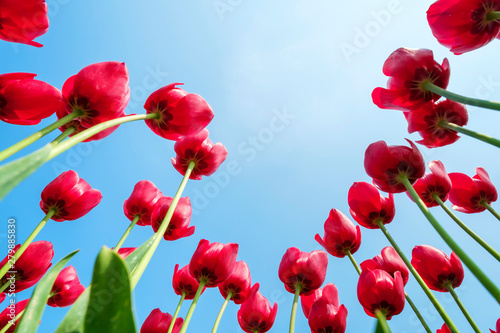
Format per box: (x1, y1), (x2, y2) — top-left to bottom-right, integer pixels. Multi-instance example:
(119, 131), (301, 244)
(490, 318), (500, 333)
(56, 62), (130, 142)
(218, 261), (252, 304)
(404, 100), (468, 148)
(0, 299), (30, 333)
(315, 209), (362, 258)
(123, 180), (163, 226)
(301, 283), (340, 319)
(411, 245), (464, 292)
(151, 196), (194, 241)
(47, 266), (85, 307)
(308, 299), (348, 333)
(172, 264), (206, 300)
(437, 323), (452, 333)
(364, 139), (426, 193)
(0, 73), (62, 125)
(0, 0), (48, 47)
(116, 247), (137, 259)
(237, 284), (277, 333)
(278, 247), (328, 295)
(357, 269), (405, 320)
(0, 241), (53, 292)
(409, 160), (452, 207)
(144, 83), (214, 140)
(189, 239), (238, 287)
(171, 129), (228, 180)
(372, 48), (450, 111)
(140, 309), (183, 333)
(449, 167), (498, 213)
(40, 170), (102, 222)
(0, 294), (4, 303)
(348, 182), (395, 229)
(427, 0), (500, 54)
(360, 246), (409, 286)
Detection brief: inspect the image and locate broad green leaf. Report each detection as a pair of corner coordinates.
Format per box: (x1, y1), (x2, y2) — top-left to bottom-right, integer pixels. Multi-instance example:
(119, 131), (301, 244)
(84, 247), (135, 333)
(15, 250), (79, 333)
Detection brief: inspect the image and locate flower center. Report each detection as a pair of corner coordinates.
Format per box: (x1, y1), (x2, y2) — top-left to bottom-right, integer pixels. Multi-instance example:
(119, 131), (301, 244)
(0, 97), (6, 109)
(472, 1), (500, 34)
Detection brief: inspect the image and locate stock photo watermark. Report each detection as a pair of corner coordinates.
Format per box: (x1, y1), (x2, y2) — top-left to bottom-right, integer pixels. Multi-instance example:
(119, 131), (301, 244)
(213, 0), (244, 21)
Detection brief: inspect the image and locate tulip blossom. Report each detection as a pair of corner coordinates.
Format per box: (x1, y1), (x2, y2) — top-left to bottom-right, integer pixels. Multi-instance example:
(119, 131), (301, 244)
(409, 160), (452, 207)
(0, 0), (48, 47)
(360, 246), (409, 286)
(357, 269), (405, 320)
(144, 83), (214, 140)
(411, 245), (464, 292)
(140, 309), (183, 333)
(301, 283), (340, 319)
(315, 209), (362, 257)
(308, 298), (348, 333)
(171, 129), (228, 180)
(0, 299), (30, 333)
(218, 261), (252, 304)
(237, 284), (277, 333)
(0, 73), (63, 125)
(348, 182), (395, 229)
(40, 170), (102, 221)
(117, 247), (137, 259)
(47, 266), (85, 307)
(0, 294), (4, 303)
(404, 100), (468, 148)
(437, 323), (452, 333)
(189, 239), (238, 287)
(449, 167), (498, 213)
(364, 139), (426, 193)
(151, 196), (194, 241)
(490, 318), (500, 333)
(123, 180), (163, 226)
(427, 0), (500, 54)
(172, 264), (206, 300)
(372, 48), (450, 111)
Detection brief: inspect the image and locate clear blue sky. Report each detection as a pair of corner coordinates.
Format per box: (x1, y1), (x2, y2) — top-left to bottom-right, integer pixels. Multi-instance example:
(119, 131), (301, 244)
(1, 0), (499, 332)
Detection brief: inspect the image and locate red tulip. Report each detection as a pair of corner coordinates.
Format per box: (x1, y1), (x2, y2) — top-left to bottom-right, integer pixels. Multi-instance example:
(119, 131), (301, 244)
(189, 239), (238, 287)
(0, 299), (30, 333)
(151, 196), (194, 241)
(237, 284), (277, 333)
(427, 0), (500, 54)
(0, 73), (62, 125)
(372, 48), (450, 111)
(301, 283), (340, 319)
(144, 83), (214, 140)
(171, 129), (228, 180)
(490, 318), (500, 333)
(47, 266), (85, 307)
(308, 299), (348, 333)
(123, 180), (163, 226)
(56, 61), (130, 142)
(449, 167), (498, 213)
(348, 182), (395, 229)
(278, 247), (328, 295)
(357, 269), (405, 320)
(315, 209), (361, 258)
(360, 246), (409, 286)
(172, 264), (206, 300)
(409, 160), (452, 208)
(140, 309), (183, 333)
(40, 170), (102, 222)
(411, 245), (464, 292)
(364, 139), (425, 193)
(218, 260), (252, 304)
(0, 294), (4, 303)
(404, 100), (468, 148)
(0, 0), (48, 47)
(437, 323), (452, 333)
(0, 241), (53, 292)
(116, 247), (137, 259)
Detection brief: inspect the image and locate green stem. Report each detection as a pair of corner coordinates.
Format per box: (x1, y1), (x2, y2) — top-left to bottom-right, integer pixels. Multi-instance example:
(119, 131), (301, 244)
(422, 81), (500, 111)
(129, 160), (195, 289)
(289, 285), (301, 333)
(486, 11), (500, 20)
(51, 126), (76, 144)
(481, 201), (500, 222)
(433, 195), (500, 262)
(179, 279), (207, 333)
(439, 121), (500, 149)
(211, 291), (233, 333)
(0, 309), (25, 333)
(404, 294), (432, 333)
(445, 283), (481, 333)
(167, 292), (186, 333)
(0, 209), (55, 281)
(375, 220), (458, 332)
(0, 281), (9, 293)
(374, 309), (392, 333)
(0, 110), (83, 163)
(401, 175), (500, 304)
(113, 215), (140, 252)
(344, 249), (361, 275)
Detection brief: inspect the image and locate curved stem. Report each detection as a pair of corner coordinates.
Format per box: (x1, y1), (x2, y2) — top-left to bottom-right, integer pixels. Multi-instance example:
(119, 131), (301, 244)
(0, 309), (25, 333)
(113, 215), (140, 252)
(167, 292), (186, 333)
(344, 249), (361, 275)
(433, 195), (500, 262)
(211, 291), (233, 333)
(374, 309), (391, 333)
(289, 285), (301, 333)
(445, 283), (481, 333)
(51, 126), (76, 145)
(481, 201), (500, 222)
(439, 121), (500, 149)
(404, 294), (432, 333)
(179, 279), (207, 333)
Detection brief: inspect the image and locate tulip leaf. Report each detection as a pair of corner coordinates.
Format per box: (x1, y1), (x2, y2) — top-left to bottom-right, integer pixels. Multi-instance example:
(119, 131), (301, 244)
(15, 250), (79, 333)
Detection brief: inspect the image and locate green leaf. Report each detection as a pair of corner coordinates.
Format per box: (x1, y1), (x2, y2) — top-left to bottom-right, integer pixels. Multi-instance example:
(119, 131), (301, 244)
(84, 247), (135, 333)
(15, 250), (79, 333)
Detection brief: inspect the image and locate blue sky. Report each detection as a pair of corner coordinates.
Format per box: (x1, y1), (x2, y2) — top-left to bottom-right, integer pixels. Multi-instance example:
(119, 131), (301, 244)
(1, 0), (500, 332)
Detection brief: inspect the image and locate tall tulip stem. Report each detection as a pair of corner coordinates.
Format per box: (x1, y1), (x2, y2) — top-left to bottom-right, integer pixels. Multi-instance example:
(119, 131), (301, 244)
(113, 215), (141, 252)
(167, 292), (186, 333)
(344, 249), (361, 274)
(211, 291), (233, 333)
(51, 126), (77, 144)
(0, 309), (25, 333)
(445, 283), (481, 333)
(374, 309), (391, 333)
(481, 201), (500, 222)
(438, 120), (500, 149)
(179, 279), (207, 333)
(289, 285), (301, 333)
(0, 281), (9, 293)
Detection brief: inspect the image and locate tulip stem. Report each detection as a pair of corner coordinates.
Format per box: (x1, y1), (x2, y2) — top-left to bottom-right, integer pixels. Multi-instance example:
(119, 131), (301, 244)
(0, 109), (83, 163)
(344, 249), (361, 275)
(0, 309), (25, 333)
(481, 201), (500, 222)
(486, 11), (500, 20)
(0, 281), (9, 293)
(444, 283), (481, 333)
(374, 309), (391, 333)
(0, 209), (55, 281)
(179, 278), (207, 333)
(289, 285), (301, 333)
(375, 220), (458, 333)
(438, 121), (500, 149)
(211, 291), (233, 333)
(433, 195), (500, 262)
(113, 215), (141, 252)
(167, 292), (186, 333)
(404, 293), (432, 333)
(51, 126), (77, 144)
(401, 175), (500, 303)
